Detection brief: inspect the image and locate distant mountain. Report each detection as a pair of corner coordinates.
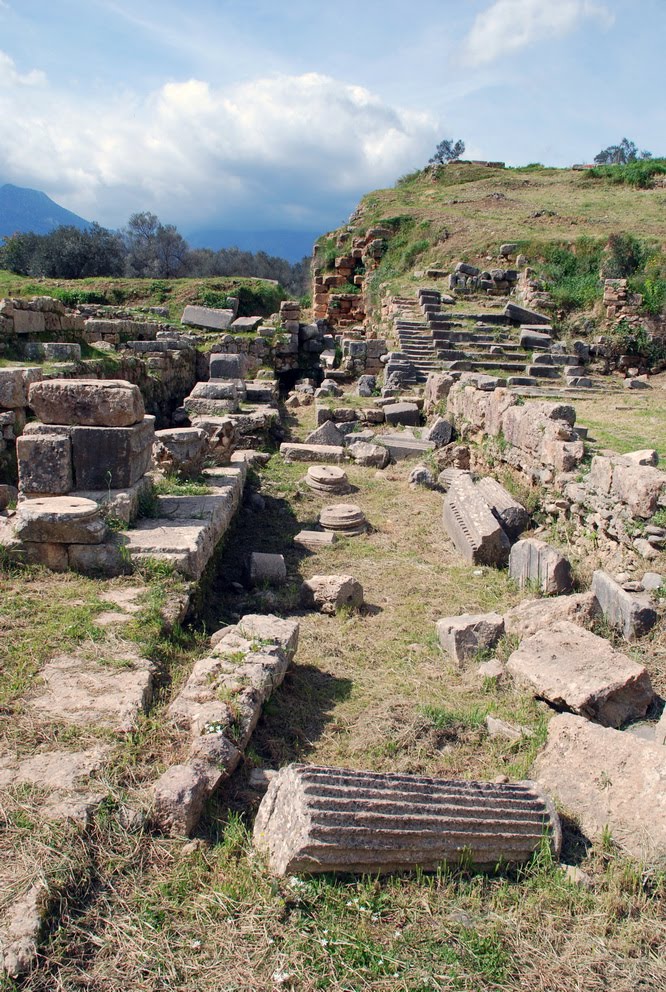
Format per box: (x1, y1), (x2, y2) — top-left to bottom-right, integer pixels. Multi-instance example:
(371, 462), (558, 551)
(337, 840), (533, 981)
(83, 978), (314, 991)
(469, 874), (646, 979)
(0, 184), (91, 239)
(186, 228), (319, 263)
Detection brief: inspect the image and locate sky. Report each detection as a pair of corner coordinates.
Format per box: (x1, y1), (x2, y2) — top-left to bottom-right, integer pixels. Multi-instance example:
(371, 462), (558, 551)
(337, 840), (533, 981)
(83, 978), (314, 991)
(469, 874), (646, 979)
(0, 0), (663, 238)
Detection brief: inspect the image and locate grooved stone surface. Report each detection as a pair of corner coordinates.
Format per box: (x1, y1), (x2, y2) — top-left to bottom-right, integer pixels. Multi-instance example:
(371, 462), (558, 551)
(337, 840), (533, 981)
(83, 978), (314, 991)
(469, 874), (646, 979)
(476, 477), (529, 541)
(442, 473), (510, 566)
(506, 621), (654, 727)
(254, 764), (561, 875)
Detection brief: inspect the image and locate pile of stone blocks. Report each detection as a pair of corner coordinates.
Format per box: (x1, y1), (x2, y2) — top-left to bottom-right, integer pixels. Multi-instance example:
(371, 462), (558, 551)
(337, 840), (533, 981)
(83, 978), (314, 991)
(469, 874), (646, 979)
(0, 297), (84, 353)
(446, 381), (585, 483)
(17, 379), (154, 523)
(154, 614), (299, 836)
(448, 262), (519, 296)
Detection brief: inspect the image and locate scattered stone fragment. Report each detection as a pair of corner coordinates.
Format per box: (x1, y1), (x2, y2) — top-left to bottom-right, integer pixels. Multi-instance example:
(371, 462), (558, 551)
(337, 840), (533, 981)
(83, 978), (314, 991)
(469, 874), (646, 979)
(624, 449), (659, 466)
(280, 442), (345, 464)
(535, 713), (666, 861)
(509, 539), (573, 596)
(153, 764), (211, 836)
(436, 612), (505, 665)
(408, 464), (435, 488)
(300, 574), (364, 614)
(423, 417), (453, 447)
(28, 379), (144, 427)
(591, 570), (657, 641)
(304, 465), (350, 495)
(253, 764), (561, 875)
(503, 592), (599, 639)
(319, 503), (368, 536)
(478, 659), (505, 680)
(506, 620), (653, 727)
(247, 552), (287, 587)
(293, 530), (338, 550)
(348, 441), (390, 468)
(485, 716), (527, 741)
(305, 421), (345, 447)
(642, 572), (663, 592)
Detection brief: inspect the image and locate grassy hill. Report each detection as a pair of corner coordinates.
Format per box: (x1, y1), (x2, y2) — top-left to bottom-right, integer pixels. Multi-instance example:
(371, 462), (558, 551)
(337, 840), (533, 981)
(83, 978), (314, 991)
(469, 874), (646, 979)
(323, 161), (666, 316)
(0, 271), (286, 323)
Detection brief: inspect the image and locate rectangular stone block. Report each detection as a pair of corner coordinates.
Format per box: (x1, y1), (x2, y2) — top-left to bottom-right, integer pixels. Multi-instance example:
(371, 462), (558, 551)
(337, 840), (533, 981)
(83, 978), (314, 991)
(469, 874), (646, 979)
(209, 354), (244, 379)
(507, 621), (653, 728)
(182, 305), (233, 331)
(442, 474), (510, 566)
(71, 418), (154, 489)
(505, 304), (551, 325)
(12, 309), (45, 334)
(279, 443), (345, 464)
(0, 369), (27, 409)
(475, 477), (529, 540)
(17, 433), (73, 494)
(436, 612), (505, 664)
(591, 570), (657, 641)
(28, 379), (144, 427)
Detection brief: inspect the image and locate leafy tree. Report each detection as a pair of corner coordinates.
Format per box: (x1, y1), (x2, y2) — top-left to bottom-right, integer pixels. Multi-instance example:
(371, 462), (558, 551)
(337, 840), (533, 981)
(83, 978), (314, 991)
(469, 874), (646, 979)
(429, 138), (465, 164)
(0, 232), (41, 274)
(594, 138), (652, 165)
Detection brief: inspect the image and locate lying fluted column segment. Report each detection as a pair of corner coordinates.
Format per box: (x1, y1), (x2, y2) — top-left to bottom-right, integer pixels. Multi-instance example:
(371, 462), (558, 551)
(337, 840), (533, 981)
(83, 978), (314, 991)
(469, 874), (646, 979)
(254, 764), (561, 875)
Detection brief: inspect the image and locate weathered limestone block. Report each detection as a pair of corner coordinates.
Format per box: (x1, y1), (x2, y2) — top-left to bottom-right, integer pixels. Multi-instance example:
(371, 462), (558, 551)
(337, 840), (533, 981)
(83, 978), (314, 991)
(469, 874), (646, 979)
(376, 434), (435, 461)
(436, 613), (505, 664)
(153, 427), (208, 478)
(28, 379), (144, 427)
(424, 417), (453, 447)
(348, 441), (390, 468)
(591, 570), (657, 641)
(443, 473), (510, 566)
(248, 552), (287, 587)
(280, 442), (345, 464)
(209, 353), (245, 379)
(42, 342), (81, 362)
(535, 714), (666, 861)
(588, 454), (666, 519)
(182, 304), (234, 331)
(383, 402), (421, 427)
(17, 433), (73, 494)
(1, 882), (50, 977)
(505, 303), (551, 325)
(476, 477), (529, 540)
(14, 496), (107, 544)
(506, 621), (654, 727)
(300, 574), (364, 614)
(153, 763), (211, 836)
(189, 380), (241, 402)
(0, 368), (27, 409)
(509, 539), (573, 595)
(501, 403), (583, 474)
(503, 592), (599, 639)
(67, 419), (154, 489)
(294, 530), (338, 550)
(305, 421), (345, 447)
(519, 328), (552, 349)
(423, 371), (455, 417)
(253, 764), (561, 875)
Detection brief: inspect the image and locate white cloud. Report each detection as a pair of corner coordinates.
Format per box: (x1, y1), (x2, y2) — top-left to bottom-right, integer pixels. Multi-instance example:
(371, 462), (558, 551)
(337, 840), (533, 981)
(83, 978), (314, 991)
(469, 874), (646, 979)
(463, 0), (614, 66)
(0, 50), (45, 86)
(0, 56), (436, 229)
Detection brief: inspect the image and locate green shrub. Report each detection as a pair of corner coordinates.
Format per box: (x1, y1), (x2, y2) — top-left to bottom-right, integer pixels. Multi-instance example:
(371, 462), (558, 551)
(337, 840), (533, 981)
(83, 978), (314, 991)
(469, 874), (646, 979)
(49, 288), (109, 306)
(587, 158), (666, 188)
(200, 290), (231, 309)
(602, 233), (648, 278)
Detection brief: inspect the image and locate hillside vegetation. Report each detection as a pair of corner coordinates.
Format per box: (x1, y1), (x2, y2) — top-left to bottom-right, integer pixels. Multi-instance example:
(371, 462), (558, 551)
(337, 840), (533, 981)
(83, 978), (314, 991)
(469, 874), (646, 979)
(0, 272), (288, 323)
(331, 161), (666, 314)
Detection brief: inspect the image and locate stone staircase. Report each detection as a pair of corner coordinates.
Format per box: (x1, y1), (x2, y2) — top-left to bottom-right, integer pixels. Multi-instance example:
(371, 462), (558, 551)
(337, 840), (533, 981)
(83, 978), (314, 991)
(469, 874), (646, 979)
(388, 289), (621, 397)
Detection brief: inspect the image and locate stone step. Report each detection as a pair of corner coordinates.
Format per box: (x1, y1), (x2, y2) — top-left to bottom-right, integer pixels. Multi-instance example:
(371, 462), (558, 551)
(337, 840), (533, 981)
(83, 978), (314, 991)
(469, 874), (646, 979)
(124, 466), (246, 580)
(253, 764), (561, 875)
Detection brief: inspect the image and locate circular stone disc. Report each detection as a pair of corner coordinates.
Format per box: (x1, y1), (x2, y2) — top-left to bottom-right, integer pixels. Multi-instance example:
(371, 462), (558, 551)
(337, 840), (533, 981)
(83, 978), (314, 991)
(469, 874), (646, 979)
(307, 465), (348, 484)
(319, 503), (367, 530)
(17, 496), (101, 523)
